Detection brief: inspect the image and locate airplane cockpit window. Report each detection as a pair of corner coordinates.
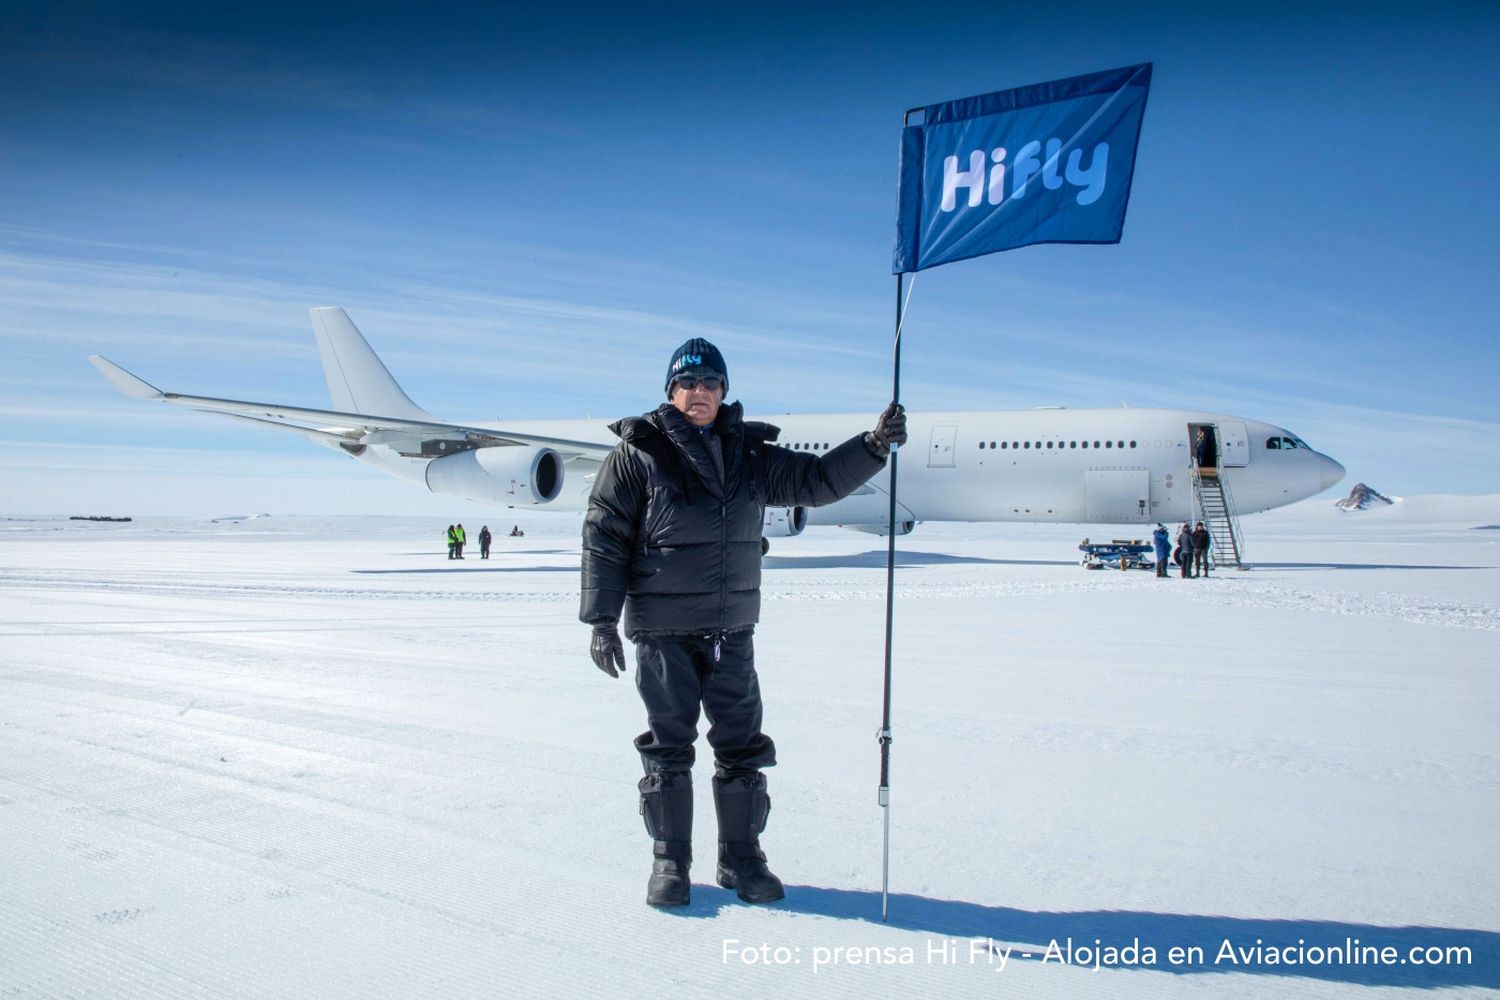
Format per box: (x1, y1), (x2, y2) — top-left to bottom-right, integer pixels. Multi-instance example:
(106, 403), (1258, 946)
(1287, 435), (1310, 449)
(1266, 437), (1282, 449)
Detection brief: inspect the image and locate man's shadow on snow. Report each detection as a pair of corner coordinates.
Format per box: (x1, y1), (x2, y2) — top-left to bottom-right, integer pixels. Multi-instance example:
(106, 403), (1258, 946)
(666, 886), (1495, 989)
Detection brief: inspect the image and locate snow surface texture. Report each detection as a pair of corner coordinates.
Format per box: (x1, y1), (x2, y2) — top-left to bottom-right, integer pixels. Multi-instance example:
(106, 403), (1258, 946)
(1, 497), (1497, 998)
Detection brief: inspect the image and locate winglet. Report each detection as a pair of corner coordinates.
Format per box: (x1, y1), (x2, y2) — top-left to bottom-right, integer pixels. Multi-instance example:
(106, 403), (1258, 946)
(88, 355), (164, 400)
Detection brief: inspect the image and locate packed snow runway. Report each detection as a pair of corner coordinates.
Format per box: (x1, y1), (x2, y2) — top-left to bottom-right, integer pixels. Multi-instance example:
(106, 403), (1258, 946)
(2, 499), (1496, 998)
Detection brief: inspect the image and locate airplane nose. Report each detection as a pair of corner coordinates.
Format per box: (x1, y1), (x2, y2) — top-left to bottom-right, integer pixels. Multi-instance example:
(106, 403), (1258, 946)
(1319, 453), (1346, 491)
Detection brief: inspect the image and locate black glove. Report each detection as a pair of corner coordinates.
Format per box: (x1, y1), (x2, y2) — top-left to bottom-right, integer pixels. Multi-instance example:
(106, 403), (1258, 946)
(865, 402), (908, 459)
(590, 624), (627, 678)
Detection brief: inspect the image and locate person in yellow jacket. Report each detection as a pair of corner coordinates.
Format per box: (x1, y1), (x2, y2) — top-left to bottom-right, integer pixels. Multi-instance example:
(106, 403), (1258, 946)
(454, 523), (467, 559)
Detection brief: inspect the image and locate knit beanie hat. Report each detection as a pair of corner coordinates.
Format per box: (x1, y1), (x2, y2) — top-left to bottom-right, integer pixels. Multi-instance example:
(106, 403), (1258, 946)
(665, 338), (728, 396)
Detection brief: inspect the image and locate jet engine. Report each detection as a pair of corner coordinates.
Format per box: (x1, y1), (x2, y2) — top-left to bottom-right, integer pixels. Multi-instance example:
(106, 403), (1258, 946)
(762, 506), (807, 537)
(424, 445), (564, 506)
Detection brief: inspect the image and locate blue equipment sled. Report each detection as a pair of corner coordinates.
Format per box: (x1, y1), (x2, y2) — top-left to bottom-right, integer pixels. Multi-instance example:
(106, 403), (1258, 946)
(1078, 538), (1154, 571)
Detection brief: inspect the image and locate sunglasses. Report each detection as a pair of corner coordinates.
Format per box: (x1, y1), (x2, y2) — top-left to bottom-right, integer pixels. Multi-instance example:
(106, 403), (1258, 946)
(672, 375), (723, 393)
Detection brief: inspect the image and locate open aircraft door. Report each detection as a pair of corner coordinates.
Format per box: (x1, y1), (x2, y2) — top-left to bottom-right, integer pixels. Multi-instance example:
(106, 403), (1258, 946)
(1218, 421), (1249, 467)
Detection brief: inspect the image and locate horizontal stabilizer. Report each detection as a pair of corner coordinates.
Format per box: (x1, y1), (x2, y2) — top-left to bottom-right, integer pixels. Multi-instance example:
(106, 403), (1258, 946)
(88, 355), (163, 400)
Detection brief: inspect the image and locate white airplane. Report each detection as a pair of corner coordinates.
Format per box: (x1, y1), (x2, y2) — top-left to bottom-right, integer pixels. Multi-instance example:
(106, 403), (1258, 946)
(90, 307), (1344, 536)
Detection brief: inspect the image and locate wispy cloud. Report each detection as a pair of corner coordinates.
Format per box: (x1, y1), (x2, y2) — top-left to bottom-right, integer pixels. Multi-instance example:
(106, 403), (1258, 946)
(4, 224), (1495, 507)
(0, 226), (888, 414)
(14, 25), (560, 143)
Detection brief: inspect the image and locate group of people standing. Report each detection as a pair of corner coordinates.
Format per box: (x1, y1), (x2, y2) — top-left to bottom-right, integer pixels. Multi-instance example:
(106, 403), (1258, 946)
(445, 524), (523, 559)
(445, 523), (492, 559)
(1152, 521), (1213, 578)
(445, 523), (470, 559)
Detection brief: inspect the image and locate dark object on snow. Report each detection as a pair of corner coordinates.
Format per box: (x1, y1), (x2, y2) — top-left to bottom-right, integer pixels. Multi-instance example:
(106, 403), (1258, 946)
(1079, 538), (1152, 570)
(1335, 483), (1395, 511)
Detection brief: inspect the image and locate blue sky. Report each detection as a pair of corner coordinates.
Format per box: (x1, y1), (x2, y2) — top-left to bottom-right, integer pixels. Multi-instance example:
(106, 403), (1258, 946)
(2, 2), (1496, 516)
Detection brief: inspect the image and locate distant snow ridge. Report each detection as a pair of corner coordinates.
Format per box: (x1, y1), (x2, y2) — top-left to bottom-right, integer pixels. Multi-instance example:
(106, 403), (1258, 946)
(1336, 483), (1396, 511)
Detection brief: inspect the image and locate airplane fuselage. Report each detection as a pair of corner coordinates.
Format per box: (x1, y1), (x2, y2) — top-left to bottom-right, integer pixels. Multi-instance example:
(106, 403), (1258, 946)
(92, 309), (1345, 531)
(355, 406), (1344, 526)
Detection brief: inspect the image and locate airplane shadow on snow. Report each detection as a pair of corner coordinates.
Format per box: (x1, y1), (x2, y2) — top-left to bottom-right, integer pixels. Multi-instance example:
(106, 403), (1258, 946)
(667, 886), (1496, 989)
(350, 550), (577, 575)
(762, 550), (1072, 570)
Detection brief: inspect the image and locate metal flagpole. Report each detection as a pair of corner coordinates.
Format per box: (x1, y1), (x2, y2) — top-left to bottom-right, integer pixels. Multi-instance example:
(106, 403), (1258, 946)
(880, 265), (917, 923)
(880, 104), (924, 924)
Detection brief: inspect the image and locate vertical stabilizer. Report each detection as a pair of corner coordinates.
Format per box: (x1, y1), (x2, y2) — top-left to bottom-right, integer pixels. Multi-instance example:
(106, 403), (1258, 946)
(309, 307), (436, 420)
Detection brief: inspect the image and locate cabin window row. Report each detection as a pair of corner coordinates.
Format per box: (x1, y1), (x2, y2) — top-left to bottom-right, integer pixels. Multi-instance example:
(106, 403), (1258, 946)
(977, 440), (1136, 450)
(789, 443), (830, 450)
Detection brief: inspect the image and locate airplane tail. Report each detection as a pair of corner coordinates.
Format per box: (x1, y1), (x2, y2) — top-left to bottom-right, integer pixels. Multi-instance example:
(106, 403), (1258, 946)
(309, 307), (436, 421)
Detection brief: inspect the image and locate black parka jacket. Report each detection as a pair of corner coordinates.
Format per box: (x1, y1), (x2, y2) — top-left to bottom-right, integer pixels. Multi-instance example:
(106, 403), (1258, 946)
(580, 401), (886, 637)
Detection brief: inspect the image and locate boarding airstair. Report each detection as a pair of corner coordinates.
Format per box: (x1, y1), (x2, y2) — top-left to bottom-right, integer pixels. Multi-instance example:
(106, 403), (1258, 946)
(1192, 469), (1246, 569)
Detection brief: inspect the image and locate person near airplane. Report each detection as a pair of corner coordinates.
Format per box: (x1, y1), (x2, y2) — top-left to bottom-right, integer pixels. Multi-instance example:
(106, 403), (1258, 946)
(580, 337), (906, 907)
(478, 525), (492, 559)
(1177, 522), (1196, 579)
(1194, 427), (1217, 475)
(1192, 521), (1212, 577)
(1152, 523), (1170, 578)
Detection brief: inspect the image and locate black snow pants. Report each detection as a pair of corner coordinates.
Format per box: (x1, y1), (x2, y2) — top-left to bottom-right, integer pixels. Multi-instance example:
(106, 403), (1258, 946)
(631, 629), (777, 779)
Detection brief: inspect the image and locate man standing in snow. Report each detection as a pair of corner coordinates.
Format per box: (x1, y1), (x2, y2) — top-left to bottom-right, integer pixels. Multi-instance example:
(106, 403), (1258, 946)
(1152, 523), (1170, 578)
(1176, 522), (1195, 579)
(580, 338), (906, 907)
(1192, 521), (1211, 577)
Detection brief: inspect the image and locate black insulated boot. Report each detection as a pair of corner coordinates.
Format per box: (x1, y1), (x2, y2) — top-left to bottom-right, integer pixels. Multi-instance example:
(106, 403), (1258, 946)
(639, 771), (692, 907)
(713, 772), (785, 904)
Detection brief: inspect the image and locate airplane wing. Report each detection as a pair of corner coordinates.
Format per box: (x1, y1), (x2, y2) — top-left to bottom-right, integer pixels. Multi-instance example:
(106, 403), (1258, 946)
(87, 355), (613, 459)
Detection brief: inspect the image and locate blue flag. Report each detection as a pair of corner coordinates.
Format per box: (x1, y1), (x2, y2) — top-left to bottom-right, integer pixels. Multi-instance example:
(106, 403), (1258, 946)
(893, 64), (1152, 273)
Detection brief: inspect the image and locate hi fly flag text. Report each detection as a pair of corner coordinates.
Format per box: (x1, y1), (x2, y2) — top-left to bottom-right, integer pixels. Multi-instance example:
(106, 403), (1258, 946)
(893, 63), (1152, 273)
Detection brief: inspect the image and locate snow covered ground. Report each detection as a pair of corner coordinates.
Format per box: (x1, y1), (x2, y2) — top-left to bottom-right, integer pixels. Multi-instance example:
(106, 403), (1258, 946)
(2, 497), (1496, 998)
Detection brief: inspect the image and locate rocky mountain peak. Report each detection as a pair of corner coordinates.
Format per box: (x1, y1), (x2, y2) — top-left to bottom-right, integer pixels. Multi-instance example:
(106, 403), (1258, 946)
(1336, 483), (1395, 511)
